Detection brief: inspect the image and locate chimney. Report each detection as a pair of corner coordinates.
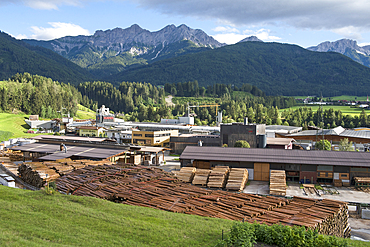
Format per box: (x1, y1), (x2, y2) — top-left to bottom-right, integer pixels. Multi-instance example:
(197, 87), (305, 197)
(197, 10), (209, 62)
(244, 117), (248, 125)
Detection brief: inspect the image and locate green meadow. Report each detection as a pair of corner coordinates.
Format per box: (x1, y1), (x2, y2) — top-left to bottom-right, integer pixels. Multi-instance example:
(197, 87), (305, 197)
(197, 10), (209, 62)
(280, 105), (368, 117)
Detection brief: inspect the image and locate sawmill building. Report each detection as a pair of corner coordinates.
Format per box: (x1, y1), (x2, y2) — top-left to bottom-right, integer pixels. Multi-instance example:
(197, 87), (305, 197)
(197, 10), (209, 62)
(180, 146), (370, 185)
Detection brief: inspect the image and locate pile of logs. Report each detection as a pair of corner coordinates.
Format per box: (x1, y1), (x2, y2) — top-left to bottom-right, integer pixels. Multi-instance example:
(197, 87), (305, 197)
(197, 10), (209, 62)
(192, 169), (210, 186)
(245, 197), (350, 238)
(176, 167), (196, 182)
(269, 170), (287, 196)
(354, 177), (370, 188)
(207, 166), (229, 188)
(55, 164), (350, 238)
(9, 152), (24, 161)
(16, 160), (114, 188)
(225, 168), (248, 191)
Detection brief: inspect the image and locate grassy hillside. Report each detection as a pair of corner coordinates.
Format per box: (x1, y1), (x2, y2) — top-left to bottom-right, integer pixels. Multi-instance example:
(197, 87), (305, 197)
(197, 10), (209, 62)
(109, 42), (370, 96)
(0, 113), (40, 141)
(0, 186), (367, 246)
(0, 31), (92, 85)
(76, 104), (96, 120)
(0, 186), (233, 247)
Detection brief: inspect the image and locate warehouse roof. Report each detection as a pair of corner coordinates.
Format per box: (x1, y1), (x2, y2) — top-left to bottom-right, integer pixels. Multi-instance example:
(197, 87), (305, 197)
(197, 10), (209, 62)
(180, 146), (370, 167)
(266, 138), (295, 145)
(10, 143), (126, 161)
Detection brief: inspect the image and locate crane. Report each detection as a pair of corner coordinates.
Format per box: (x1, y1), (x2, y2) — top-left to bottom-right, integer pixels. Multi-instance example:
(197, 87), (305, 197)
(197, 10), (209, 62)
(187, 102), (220, 116)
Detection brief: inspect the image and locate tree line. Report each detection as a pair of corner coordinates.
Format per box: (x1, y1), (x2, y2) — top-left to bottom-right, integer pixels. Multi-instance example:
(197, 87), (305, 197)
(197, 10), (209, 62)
(0, 73), (80, 118)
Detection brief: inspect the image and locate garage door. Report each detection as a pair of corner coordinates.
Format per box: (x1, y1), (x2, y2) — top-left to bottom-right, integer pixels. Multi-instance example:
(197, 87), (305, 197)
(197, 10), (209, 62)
(254, 163), (270, 181)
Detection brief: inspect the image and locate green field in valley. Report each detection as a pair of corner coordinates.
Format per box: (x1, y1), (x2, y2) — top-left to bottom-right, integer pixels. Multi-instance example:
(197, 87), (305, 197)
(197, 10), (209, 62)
(280, 105), (369, 116)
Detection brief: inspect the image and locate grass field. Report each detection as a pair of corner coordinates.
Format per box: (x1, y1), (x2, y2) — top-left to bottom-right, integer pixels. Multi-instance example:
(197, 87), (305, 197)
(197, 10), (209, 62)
(0, 113), (40, 141)
(0, 186), (232, 247)
(76, 104), (96, 119)
(0, 186), (367, 247)
(280, 105), (369, 116)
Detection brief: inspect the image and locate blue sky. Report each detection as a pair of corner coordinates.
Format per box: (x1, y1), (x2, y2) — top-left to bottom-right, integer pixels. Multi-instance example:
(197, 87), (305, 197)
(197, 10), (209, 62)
(1, 0), (370, 48)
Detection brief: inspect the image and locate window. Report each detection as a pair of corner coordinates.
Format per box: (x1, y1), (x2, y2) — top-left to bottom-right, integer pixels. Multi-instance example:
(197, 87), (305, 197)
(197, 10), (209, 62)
(134, 134), (142, 137)
(145, 134), (154, 137)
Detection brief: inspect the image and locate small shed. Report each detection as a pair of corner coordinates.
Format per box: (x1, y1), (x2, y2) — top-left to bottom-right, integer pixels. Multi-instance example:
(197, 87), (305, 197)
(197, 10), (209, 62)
(0, 173), (15, 188)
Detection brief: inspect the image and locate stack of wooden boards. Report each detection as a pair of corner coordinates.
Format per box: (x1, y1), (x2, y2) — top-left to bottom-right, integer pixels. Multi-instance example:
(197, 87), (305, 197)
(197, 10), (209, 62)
(269, 170), (287, 196)
(207, 166), (229, 188)
(56, 164), (350, 238)
(177, 166), (248, 191)
(192, 169), (211, 186)
(225, 168), (248, 191)
(354, 177), (370, 188)
(16, 159), (113, 188)
(176, 167), (196, 182)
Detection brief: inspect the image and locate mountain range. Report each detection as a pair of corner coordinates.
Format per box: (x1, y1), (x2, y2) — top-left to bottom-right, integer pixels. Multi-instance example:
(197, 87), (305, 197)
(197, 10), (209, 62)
(308, 39), (370, 67)
(2, 24), (370, 96)
(23, 24), (224, 79)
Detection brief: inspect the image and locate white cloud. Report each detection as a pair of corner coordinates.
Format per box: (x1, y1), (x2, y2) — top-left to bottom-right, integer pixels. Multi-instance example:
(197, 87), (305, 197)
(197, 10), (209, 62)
(14, 34), (28, 40)
(134, 0), (370, 33)
(359, 42), (370, 47)
(332, 26), (362, 40)
(28, 22), (91, 40)
(212, 33), (247, 44)
(1, 0), (84, 10)
(212, 26), (281, 44)
(213, 26), (239, 33)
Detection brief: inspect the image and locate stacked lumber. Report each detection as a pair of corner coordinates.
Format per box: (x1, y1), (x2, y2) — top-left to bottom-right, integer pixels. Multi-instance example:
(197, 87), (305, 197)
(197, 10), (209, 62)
(55, 165), (349, 238)
(354, 177), (370, 186)
(225, 168), (248, 191)
(192, 169), (210, 186)
(269, 170), (286, 196)
(207, 166), (229, 188)
(176, 167), (196, 182)
(9, 152), (24, 161)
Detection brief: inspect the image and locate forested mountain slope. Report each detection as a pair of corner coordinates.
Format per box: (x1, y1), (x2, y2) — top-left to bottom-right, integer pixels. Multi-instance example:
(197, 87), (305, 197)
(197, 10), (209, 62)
(108, 41), (370, 96)
(0, 31), (92, 85)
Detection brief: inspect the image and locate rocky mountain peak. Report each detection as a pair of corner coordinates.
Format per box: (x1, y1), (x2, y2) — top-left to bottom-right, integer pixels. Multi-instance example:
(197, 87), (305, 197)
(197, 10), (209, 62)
(238, 36), (263, 43)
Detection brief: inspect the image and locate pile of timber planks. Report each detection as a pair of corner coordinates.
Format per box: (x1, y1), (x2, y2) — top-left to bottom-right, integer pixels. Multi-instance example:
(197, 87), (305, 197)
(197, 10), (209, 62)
(207, 166), (229, 188)
(176, 167), (196, 182)
(192, 169), (211, 186)
(269, 170), (287, 196)
(55, 164), (350, 238)
(225, 168), (248, 191)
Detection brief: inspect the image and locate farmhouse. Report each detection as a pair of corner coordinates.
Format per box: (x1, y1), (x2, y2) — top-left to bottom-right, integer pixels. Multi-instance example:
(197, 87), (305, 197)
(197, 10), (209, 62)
(180, 146), (370, 185)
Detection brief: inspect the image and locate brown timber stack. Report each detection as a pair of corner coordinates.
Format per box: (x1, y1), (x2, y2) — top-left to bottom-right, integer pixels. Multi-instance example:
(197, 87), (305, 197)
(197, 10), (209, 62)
(225, 168), (248, 191)
(176, 167), (196, 182)
(55, 164), (350, 238)
(192, 169), (210, 186)
(207, 166), (229, 188)
(269, 170), (286, 196)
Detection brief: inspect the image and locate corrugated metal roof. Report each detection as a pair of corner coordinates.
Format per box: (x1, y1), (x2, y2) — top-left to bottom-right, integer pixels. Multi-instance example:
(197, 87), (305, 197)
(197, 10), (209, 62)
(11, 143), (126, 161)
(180, 146), (370, 167)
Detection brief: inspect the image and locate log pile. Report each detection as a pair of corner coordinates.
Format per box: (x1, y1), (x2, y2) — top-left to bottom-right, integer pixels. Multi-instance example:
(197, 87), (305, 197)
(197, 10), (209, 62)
(176, 167), (196, 182)
(55, 164), (349, 238)
(354, 177), (370, 188)
(9, 152), (24, 161)
(16, 160), (113, 188)
(246, 197), (350, 238)
(269, 170), (286, 196)
(225, 168), (248, 191)
(207, 166), (229, 188)
(192, 169), (210, 186)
